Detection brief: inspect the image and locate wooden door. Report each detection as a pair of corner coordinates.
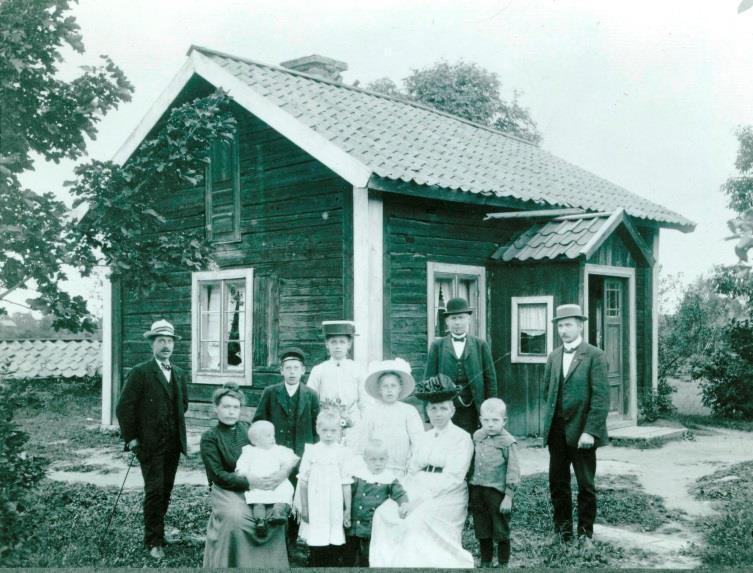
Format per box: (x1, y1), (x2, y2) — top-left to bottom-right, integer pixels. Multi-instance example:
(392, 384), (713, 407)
(603, 278), (627, 416)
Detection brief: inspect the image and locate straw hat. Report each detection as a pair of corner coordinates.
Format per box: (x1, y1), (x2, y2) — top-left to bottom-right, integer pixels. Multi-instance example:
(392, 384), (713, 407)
(364, 358), (415, 400)
(143, 319), (181, 340)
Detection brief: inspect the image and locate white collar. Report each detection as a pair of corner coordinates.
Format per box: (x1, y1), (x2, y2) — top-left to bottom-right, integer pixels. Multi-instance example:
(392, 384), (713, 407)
(353, 467), (397, 485)
(564, 337), (583, 351)
(431, 421), (454, 436)
(284, 382), (299, 396)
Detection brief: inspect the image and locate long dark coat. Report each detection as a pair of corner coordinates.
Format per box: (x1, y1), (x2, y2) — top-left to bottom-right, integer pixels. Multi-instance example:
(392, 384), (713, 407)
(116, 358), (189, 455)
(541, 341), (610, 448)
(252, 382), (319, 456)
(424, 335), (498, 411)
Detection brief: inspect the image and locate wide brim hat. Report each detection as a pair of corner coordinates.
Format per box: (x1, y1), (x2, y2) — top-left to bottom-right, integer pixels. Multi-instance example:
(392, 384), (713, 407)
(143, 319), (181, 340)
(321, 320), (357, 338)
(364, 358), (415, 400)
(552, 304), (588, 322)
(413, 373), (459, 403)
(279, 346), (306, 364)
(443, 297), (473, 316)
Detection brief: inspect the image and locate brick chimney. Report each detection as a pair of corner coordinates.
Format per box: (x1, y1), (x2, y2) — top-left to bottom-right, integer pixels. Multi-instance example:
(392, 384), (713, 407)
(280, 54), (348, 82)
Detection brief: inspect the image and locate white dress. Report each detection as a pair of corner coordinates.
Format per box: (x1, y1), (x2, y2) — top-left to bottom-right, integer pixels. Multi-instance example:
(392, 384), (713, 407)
(357, 401), (425, 475)
(307, 358), (369, 448)
(369, 422), (474, 568)
(235, 444), (298, 505)
(294, 442), (353, 546)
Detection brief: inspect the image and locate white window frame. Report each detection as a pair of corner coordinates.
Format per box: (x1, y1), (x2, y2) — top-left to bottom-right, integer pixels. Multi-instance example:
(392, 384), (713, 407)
(191, 268), (254, 385)
(426, 262), (487, 344)
(511, 295), (554, 364)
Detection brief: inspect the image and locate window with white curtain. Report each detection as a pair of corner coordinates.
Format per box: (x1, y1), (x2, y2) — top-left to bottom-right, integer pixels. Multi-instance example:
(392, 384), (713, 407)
(427, 262), (486, 343)
(192, 268), (254, 384)
(511, 296), (554, 363)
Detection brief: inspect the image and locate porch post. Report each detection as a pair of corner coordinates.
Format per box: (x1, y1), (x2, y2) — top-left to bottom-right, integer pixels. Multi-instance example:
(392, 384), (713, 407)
(352, 186), (384, 369)
(101, 275), (112, 427)
(651, 231), (660, 390)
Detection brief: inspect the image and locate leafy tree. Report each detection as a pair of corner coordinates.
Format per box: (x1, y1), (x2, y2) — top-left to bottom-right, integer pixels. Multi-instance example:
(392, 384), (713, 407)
(366, 61), (542, 144)
(0, 0), (133, 332)
(68, 91), (234, 295)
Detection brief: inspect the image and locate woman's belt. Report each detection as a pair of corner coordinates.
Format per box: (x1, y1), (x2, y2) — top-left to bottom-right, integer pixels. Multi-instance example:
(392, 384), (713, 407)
(421, 465), (444, 473)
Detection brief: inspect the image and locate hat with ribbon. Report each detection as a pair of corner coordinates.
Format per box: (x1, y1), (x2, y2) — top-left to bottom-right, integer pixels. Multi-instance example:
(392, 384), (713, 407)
(279, 347), (306, 364)
(364, 358), (415, 400)
(443, 297), (473, 316)
(552, 304), (589, 322)
(413, 373), (459, 403)
(321, 320), (357, 338)
(143, 319), (181, 340)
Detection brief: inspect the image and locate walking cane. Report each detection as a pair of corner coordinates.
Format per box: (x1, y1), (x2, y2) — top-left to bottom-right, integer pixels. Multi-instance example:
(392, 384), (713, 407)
(99, 451), (137, 556)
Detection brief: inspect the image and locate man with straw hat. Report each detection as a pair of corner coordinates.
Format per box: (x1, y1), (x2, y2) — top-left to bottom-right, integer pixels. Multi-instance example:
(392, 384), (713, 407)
(424, 297), (498, 435)
(541, 304), (609, 546)
(116, 319), (188, 560)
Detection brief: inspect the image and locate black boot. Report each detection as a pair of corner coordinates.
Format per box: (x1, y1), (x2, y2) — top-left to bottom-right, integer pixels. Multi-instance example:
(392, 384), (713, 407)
(479, 539), (493, 567)
(498, 540), (510, 566)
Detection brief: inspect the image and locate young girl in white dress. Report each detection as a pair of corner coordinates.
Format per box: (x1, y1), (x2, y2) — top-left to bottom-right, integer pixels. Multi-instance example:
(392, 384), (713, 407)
(295, 410), (353, 567)
(358, 358), (425, 476)
(306, 321), (368, 449)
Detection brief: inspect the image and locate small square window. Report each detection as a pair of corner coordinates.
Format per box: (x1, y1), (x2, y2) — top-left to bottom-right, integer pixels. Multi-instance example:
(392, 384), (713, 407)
(511, 296), (554, 363)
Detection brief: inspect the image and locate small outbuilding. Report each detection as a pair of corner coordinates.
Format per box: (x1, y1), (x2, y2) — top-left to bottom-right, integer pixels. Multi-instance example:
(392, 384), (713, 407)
(101, 46), (694, 436)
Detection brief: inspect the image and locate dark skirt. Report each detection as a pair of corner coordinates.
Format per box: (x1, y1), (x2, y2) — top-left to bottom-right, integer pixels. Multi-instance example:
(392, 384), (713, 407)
(203, 486), (289, 568)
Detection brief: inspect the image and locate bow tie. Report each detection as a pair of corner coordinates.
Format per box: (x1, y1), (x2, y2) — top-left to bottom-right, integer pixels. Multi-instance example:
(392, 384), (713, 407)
(159, 362), (172, 370)
(563, 347), (577, 354)
(451, 335), (467, 342)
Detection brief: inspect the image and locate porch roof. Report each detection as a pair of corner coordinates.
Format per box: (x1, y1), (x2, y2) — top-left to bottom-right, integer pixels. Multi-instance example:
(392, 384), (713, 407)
(491, 209), (654, 264)
(0, 339), (102, 379)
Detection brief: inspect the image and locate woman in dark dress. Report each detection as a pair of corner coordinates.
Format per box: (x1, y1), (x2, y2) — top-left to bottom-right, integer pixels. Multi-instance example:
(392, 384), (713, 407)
(200, 383), (289, 567)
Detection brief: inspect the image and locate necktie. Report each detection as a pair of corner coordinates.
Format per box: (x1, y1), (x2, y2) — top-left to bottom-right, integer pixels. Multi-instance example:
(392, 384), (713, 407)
(451, 335), (467, 342)
(161, 362), (172, 371)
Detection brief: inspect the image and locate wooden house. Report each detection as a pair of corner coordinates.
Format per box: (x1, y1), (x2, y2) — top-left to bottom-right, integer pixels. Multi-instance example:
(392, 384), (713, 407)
(100, 47), (694, 436)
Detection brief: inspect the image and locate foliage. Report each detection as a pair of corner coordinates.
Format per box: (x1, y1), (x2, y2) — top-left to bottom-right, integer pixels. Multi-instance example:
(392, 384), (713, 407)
(639, 377), (677, 423)
(67, 90), (235, 296)
(0, 0), (133, 332)
(365, 61), (542, 144)
(0, 367), (49, 558)
(0, 310), (101, 340)
(692, 460), (753, 567)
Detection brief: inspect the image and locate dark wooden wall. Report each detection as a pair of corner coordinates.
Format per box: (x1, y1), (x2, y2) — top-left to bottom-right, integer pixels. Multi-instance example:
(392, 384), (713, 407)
(119, 95), (351, 406)
(489, 262), (582, 437)
(382, 193), (517, 379)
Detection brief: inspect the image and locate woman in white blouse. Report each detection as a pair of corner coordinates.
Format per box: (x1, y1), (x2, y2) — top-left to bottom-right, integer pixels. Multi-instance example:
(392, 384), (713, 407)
(369, 375), (474, 568)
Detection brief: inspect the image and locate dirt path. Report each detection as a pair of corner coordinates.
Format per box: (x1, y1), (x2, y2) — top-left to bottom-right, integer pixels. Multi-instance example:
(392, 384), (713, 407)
(519, 426), (753, 568)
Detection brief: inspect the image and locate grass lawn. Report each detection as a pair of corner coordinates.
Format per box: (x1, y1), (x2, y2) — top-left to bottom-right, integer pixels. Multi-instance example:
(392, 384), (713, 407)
(3, 377), (684, 568)
(675, 413), (753, 433)
(692, 460), (753, 567)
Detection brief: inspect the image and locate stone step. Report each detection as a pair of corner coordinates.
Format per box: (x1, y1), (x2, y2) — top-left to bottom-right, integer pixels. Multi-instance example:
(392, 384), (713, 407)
(609, 425), (688, 447)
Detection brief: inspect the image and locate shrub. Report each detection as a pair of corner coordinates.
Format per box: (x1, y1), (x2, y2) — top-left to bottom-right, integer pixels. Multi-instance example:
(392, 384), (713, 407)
(0, 378), (49, 558)
(639, 377), (677, 423)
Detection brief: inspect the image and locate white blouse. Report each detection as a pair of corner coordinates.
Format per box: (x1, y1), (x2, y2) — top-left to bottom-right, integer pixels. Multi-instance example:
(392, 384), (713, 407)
(407, 422), (473, 499)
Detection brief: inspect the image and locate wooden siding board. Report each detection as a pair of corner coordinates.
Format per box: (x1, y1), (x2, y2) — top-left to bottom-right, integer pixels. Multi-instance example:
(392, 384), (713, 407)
(120, 105), (349, 406)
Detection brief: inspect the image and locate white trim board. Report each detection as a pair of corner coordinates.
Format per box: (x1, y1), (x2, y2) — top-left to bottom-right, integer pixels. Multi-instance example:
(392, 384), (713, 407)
(582, 263), (638, 428)
(101, 276), (113, 427)
(113, 50), (372, 189)
(352, 187), (384, 369)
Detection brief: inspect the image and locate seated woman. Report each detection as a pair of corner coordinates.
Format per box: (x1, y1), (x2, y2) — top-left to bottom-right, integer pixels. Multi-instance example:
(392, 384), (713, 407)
(369, 374), (474, 568)
(200, 383), (295, 567)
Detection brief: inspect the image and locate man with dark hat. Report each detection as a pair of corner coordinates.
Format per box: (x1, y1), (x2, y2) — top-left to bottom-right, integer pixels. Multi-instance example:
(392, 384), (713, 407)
(253, 347), (320, 545)
(424, 297), (498, 434)
(116, 319), (189, 560)
(541, 304), (609, 545)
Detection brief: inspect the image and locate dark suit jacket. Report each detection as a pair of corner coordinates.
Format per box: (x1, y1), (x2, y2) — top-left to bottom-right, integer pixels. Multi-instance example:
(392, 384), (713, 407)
(116, 358), (189, 455)
(252, 382), (319, 456)
(541, 341), (610, 448)
(424, 335), (498, 410)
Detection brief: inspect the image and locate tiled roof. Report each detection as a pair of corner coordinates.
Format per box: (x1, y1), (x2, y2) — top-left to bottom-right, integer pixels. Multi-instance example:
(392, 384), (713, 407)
(0, 339), (102, 379)
(193, 46), (694, 231)
(493, 215), (610, 262)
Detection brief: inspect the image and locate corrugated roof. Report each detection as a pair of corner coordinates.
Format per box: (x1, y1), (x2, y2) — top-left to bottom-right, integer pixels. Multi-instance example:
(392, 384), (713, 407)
(494, 216), (609, 262)
(191, 46), (694, 231)
(0, 339), (102, 379)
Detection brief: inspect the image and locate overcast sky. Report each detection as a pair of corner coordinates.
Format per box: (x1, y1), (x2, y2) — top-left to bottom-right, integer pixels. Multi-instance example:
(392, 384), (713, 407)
(10, 0), (753, 316)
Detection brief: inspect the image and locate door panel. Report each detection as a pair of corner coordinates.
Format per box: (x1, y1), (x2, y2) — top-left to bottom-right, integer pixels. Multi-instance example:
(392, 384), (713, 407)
(603, 278), (625, 416)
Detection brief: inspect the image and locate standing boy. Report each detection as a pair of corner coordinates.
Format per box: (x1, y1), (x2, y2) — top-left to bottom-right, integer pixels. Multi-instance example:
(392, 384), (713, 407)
(469, 398), (520, 567)
(541, 304), (609, 544)
(253, 347), (320, 542)
(424, 297), (498, 434)
(116, 319), (188, 560)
